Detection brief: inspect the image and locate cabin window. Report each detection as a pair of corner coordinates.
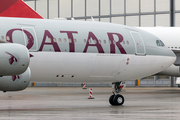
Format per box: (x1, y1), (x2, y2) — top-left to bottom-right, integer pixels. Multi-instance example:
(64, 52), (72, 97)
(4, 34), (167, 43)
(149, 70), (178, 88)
(113, 40), (116, 44)
(74, 39), (77, 43)
(84, 39), (86, 43)
(104, 40), (106, 44)
(53, 38), (56, 42)
(93, 40), (97, 44)
(156, 40), (160, 46)
(1, 36), (4, 41)
(122, 41), (125, 44)
(58, 38), (62, 42)
(48, 38), (51, 42)
(156, 40), (165, 47)
(6, 36), (10, 41)
(126, 41), (129, 45)
(69, 38), (72, 43)
(89, 39), (91, 43)
(159, 40), (165, 46)
(99, 40), (101, 44)
(64, 38), (67, 42)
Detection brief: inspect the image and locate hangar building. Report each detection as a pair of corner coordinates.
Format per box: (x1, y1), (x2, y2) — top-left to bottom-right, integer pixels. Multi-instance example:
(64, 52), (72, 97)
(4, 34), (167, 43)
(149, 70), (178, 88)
(24, 0), (179, 27)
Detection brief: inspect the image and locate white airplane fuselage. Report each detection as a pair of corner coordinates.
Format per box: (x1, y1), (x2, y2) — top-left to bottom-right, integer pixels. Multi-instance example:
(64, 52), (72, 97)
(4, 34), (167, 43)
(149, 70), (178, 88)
(138, 27), (180, 77)
(138, 27), (180, 50)
(0, 17), (176, 83)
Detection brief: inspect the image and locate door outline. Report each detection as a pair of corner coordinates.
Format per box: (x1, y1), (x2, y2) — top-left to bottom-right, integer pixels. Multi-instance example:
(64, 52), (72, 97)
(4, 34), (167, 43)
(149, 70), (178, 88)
(21, 27), (38, 51)
(130, 31), (146, 56)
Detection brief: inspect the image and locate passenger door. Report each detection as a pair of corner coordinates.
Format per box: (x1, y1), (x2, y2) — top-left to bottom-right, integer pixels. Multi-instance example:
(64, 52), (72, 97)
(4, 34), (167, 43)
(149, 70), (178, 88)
(22, 27), (38, 51)
(130, 31), (146, 55)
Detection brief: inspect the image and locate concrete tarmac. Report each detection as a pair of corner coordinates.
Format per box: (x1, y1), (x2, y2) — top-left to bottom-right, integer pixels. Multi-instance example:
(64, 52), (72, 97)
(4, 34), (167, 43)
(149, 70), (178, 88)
(0, 87), (180, 119)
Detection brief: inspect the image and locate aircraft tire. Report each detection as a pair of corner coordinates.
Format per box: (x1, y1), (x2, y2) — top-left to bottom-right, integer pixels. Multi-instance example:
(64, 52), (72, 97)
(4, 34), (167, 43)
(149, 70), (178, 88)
(109, 95), (116, 105)
(114, 94), (124, 106)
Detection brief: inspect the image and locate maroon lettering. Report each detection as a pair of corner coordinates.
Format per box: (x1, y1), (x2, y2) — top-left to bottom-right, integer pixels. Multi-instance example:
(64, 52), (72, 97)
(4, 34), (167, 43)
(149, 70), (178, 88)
(83, 32), (104, 53)
(107, 33), (126, 54)
(6, 29), (34, 49)
(39, 30), (60, 52)
(60, 31), (78, 52)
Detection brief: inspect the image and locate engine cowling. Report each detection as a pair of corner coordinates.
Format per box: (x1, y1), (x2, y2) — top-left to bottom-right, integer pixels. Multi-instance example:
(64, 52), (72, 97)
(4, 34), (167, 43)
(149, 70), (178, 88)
(0, 43), (30, 76)
(0, 67), (31, 92)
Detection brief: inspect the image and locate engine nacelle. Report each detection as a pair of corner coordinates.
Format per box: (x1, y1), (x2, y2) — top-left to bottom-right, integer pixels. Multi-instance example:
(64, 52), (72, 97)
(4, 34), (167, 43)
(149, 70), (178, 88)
(0, 67), (31, 92)
(156, 64), (180, 76)
(0, 43), (30, 76)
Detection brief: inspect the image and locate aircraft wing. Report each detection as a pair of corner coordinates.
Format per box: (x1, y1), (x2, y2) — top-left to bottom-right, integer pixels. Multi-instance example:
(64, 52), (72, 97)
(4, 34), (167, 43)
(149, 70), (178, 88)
(170, 49), (180, 66)
(171, 49), (180, 53)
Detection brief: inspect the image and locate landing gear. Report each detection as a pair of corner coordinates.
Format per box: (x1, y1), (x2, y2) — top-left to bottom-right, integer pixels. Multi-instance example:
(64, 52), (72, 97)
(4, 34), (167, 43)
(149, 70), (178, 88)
(109, 81), (125, 106)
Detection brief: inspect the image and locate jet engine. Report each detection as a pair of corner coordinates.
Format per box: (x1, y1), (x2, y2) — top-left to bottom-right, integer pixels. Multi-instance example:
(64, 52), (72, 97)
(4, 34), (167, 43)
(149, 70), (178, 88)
(0, 43), (30, 76)
(0, 67), (31, 92)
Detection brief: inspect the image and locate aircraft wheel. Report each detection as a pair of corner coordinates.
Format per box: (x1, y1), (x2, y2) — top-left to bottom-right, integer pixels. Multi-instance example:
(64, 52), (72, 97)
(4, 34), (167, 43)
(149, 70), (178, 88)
(114, 94), (124, 106)
(109, 94), (124, 106)
(109, 95), (115, 105)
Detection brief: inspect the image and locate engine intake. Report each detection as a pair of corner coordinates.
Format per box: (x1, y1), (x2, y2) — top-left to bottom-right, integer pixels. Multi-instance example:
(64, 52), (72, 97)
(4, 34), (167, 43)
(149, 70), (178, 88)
(0, 67), (31, 92)
(0, 43), (30, 76)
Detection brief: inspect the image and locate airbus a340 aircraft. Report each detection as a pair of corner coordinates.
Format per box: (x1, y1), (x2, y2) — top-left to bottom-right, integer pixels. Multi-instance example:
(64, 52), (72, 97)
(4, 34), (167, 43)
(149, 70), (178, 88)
(0, 0), (176, 106)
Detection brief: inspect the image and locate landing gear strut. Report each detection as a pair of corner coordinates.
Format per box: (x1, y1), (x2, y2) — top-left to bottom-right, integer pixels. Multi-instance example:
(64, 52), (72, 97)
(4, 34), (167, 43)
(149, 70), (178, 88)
(109, 81), (125, 106)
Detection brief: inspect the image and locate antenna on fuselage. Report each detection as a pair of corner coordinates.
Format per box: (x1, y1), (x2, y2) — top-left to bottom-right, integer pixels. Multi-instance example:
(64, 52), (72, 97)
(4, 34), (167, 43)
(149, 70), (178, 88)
(91, 16), (95, 22)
